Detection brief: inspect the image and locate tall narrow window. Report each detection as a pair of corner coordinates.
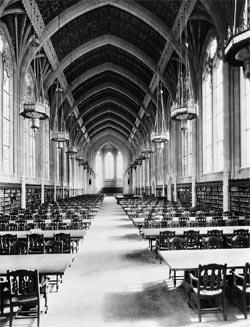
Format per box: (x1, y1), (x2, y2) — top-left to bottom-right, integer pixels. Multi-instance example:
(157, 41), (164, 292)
(116, 151), (123, 179)
(182, 121), (192, 176)
(104, 151), (114, 179)
(95, 151), (102, 190)
(3, 69), (11, 172)
(202, 36), (223, 173)
(240, 71), (250, 167)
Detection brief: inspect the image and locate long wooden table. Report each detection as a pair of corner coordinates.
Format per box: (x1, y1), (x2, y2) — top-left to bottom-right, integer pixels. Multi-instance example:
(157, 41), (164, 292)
(141, 226), (250, 250)
(0, 229), (86, 241)
(159, 248), (250, 287)
(0, 253), (73, 276)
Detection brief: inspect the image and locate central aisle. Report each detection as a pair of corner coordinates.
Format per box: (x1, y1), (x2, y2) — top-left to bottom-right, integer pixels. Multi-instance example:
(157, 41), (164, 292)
(41, 196), (246, 327)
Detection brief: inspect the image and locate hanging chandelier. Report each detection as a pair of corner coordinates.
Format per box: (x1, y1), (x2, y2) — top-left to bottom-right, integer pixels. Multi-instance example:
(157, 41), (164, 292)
(224, 0), (250, 78)
(171, 16), (198, 122)
(50, 84), (70, 143)
(151, 76), (169, 144)
(20, 34), (50, 121)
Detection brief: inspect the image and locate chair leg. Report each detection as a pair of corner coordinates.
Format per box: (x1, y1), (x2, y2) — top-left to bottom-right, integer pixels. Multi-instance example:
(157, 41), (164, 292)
(9, 304), (13, 327)
(242, 293), (247, 319)
(222, 294), (227, 321)
(197, 295), (201, 322)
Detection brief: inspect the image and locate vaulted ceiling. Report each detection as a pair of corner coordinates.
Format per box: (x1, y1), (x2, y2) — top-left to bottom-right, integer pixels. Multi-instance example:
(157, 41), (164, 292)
(0, 0), (238, 158)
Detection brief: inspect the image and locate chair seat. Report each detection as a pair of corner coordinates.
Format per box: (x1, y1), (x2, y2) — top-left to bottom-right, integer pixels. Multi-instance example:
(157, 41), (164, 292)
(193, 287), (222, 296)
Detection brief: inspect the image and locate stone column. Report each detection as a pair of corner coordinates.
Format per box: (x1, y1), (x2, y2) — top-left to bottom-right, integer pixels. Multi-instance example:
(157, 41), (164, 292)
(223, 63), (231, 212)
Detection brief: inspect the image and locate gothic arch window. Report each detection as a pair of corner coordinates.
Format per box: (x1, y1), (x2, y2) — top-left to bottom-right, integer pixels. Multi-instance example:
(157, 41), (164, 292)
(202, 36), (224, 173)
(95, 151), (102, 190)
(116, 151), (123, 179)
(1, 31), (14, 174)
(104, 151), (114, 179)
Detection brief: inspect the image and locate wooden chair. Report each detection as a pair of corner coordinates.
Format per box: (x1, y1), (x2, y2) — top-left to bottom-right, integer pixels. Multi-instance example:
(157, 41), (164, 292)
(155, 231), (175, 262)
(230, 235), (249, 248)
(0, 234), (17, 255)
(10, 241), (28, 255)
(7, 269), (41, 327)
(183, 230), (200, 249)
(54, 233), (73, 253)
(168, 236), (187, 250)
(203, 235), (223, 249)
(231, 262), (250, 318)
(27, 233), (45, 254)
(188, 263), (227, 322)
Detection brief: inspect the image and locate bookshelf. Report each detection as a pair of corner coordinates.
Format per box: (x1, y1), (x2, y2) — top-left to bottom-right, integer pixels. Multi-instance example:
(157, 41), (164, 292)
(196, 182), (223, 212)
(229, 179), (250, 216)
(26, 185), (41, 209)
(44, 187), (54, 203)
(0, 184), (21, 213)
(177, 183), (192, 206)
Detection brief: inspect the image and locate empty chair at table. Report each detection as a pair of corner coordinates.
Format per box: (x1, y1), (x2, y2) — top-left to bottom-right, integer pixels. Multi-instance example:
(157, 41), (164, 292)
(155, 231), (176, 261)
(227, 229), (249, 247)
(46, 240), (63, 254)
(7, 269), (41, 327)
(179, 217), (189, 227)
(0, 234), (17, 255)
(168, 236), (187, 250)
(54, 233), (73, 253)
(183, 230), (200, 249)
(231, 235), (249, 248)
(10, 240), (28, 254)
(203, 235), (223, 249)
(35, 219), (46, 230)
(27, 233), (45, 254)
(188, 263), (227, 322)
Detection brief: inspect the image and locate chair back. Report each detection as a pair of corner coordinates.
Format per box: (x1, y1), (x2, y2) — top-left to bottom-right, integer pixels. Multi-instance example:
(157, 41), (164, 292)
(198, 263), (227, 292)
(54, 233), (71, 253)
(231, 235), (249, 248)
(169, 237), (187, 250)
(204, 236), (223, 249)
(0, 234), (17, 254)
(10, 241), (28, 254)
(233, 229), (249, 236)
(46, 240), (63, 253)
(159, 231), (175, 247)
(184, 230), (200, 248)
(207, 229), (223, 238)
(27, 233), (45, 254)
(7, 269), (39, 298)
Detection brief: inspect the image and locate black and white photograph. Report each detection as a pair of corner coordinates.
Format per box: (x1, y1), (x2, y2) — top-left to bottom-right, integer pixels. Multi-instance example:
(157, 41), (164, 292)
(1, 0), (250, 326)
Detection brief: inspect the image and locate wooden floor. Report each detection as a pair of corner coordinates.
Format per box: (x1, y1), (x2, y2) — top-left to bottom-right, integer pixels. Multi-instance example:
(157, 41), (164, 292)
(1, 196), (250, 327)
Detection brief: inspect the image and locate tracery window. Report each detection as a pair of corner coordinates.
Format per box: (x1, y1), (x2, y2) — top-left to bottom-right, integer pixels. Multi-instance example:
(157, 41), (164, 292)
(104, 151), (114, 179)
(202, 36), (224, 173)
(116, 151), (123, 179)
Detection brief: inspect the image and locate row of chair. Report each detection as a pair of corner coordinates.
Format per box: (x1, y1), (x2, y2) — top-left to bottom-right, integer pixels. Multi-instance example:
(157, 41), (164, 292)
(155, 229), (250, 261)
(0, 233), (77, 255)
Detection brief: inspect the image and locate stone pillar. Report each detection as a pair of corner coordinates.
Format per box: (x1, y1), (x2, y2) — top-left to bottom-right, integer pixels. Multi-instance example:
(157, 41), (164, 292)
(192, 118), (197, 207)
(223, 63), (231, 212)
(21, 174), (26, 209)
